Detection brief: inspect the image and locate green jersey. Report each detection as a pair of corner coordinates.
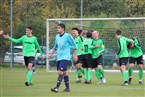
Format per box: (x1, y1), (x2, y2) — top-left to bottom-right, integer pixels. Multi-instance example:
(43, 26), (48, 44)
(8, 35), (43, 57)
(75, 36), (83, 55)
(83, 38), (93, 54)
(129, 38), (143, 58)
(117, 36), (131, 58)
(92, 39), (105, 59)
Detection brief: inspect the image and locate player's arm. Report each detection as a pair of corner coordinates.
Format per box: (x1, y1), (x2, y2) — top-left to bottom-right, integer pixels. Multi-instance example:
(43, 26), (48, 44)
(93, 44), (100, 48)
(117, 38), (124, 55)
(125, 37), (134, 44)
(34, 37), (44, 57)
(3, 34), (23, 43)
(48, 38), (57, 60)
(48, 48), (56, 60)
(134, 38), (141, 49)
(68, 34), (78, 61)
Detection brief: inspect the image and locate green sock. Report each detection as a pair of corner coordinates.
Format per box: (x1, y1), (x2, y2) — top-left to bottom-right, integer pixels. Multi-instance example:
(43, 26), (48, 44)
(121, 71), (128, 81)
(139, 68), (143, 80)
(76, 69), (82, 81)
(84, 69), (88, 81)
(95, 69), (101, 81)
(80, 67), (85, 75)
(87, 69), (92, 81)
(27, 71), (33, 83)
(99, 68), (105, 77)
(128, 68), (133, 77)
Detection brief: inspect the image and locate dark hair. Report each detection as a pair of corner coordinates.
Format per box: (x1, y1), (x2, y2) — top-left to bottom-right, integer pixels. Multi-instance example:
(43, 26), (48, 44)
(86, 30), (93, 38)
(26, 26), (33, 30)
(72, 27), (79, 31)
(78, 29), (82, 35)
(127, 42), (132, 49)
(115, 30), (122, 35)
(72, 27), (80, 34)
(58, 23), (65, 31)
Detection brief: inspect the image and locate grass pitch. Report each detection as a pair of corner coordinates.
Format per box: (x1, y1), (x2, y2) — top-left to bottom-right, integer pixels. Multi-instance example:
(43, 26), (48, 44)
(0, 66), (144, 97)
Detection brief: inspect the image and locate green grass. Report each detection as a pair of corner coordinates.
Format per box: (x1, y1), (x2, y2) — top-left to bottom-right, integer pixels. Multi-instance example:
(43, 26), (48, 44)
(0, 66), (144, 97)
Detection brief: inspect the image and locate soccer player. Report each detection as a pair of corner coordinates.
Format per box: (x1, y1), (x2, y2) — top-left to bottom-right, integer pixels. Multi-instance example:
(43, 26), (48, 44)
(92, 31), (106, 84)
(115, 30), (133, 86)
(48, 23), (77, 92)
(72, 27), (84, 83)
(82, 30), (94, 84)
(127, 37), (144, 84)
(3, 26), (44, 86)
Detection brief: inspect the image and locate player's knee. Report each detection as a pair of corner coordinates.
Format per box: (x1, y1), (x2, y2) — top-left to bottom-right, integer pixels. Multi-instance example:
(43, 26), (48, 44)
(129, 63), (134, 68)
(138, 64), (143, 68)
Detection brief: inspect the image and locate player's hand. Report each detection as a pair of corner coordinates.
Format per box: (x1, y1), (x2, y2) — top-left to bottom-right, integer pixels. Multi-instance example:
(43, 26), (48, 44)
(130, 39), (134, 44)
(47, 54), (51, 60)
(3, 34), (9, 39)
(42, 56), (45, 60)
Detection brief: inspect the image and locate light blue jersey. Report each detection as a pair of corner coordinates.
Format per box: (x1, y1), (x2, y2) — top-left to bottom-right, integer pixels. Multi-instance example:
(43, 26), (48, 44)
(54, 33), (76, 61)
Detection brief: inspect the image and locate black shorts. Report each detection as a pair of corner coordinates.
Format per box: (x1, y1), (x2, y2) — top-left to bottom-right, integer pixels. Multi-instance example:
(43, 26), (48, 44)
(24, 56), (35, 67)
(75, 55), (83, 64)
(92, 55), (103, 68)
(82, 54), (93, 68)
(119, 57), (128, 66)
(129, 55), (143, 64)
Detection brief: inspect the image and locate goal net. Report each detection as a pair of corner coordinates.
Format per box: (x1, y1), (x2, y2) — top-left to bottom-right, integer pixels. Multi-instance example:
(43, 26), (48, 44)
(46, 18), (145, 72)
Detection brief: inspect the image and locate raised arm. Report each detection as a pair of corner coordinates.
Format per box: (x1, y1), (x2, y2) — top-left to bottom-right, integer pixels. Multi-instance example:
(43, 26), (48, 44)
(3, 34), (23, 43)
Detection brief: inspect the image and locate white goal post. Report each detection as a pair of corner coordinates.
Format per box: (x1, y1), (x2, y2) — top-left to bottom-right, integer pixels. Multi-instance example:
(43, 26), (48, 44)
(46, 17), (145, 72)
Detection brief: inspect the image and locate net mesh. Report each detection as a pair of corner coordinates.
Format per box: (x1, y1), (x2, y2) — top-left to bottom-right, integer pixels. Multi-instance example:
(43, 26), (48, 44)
(47, 19), (145, 71)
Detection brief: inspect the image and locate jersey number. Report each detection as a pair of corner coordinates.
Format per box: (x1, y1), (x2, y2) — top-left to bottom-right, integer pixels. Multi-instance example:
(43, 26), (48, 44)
(84, 45), (88, 52)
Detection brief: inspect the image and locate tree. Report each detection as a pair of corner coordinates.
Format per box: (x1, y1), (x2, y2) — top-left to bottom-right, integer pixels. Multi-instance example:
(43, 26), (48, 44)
(125, 0), (145, 16)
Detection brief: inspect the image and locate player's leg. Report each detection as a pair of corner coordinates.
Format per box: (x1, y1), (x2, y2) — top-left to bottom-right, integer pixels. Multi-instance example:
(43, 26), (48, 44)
(128, 57), (135, 84)
(51, 60), (70, 92)
(75, 55), (84, 83)
(82, 55), (88, 83)
(128, 63), (134, 84)
(97, 55), (106, 83)
(93, 58), (101, 83)
(75, 62), (82, 83)
(120, 58), (129, 86)
(63, 71), (70, 92)
(25, 57), (34, 86)
(138, 64), (144, 84)
(137, 56), (144, 84)
(51, 61), (63, 92)
(79, 55), (85, 75)
(32, 59), (36, 74)
(85, 54), (92, 84)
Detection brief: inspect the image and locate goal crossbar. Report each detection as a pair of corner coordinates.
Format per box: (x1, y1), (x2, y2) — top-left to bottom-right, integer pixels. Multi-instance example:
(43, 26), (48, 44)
(47, 17), (145, 21)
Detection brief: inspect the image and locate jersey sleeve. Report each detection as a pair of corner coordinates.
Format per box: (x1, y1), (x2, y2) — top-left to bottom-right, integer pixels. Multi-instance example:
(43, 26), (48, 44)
(34, 37), (43, 56)
(8, 36), (24, 43)
(134, 38), (141, 49)
(99, 40), (105, 53)
(68, 34), (77, 50)
(124, 37), (131, 43)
